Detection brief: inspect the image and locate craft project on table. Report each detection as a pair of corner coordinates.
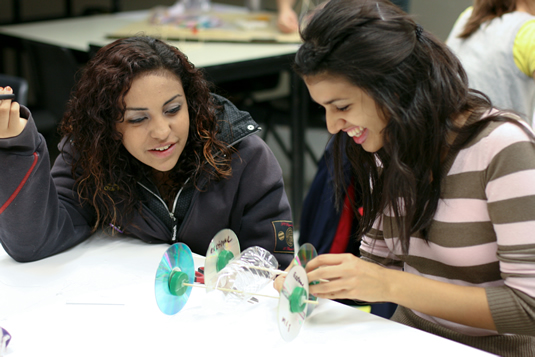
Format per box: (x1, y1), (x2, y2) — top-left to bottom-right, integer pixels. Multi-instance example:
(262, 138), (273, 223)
(106, 7), (302, 44)
(154, 228), (321, 341)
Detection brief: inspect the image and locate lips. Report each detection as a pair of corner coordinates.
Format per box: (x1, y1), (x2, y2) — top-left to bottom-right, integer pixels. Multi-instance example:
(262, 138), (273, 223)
(352, 129), (368, 144)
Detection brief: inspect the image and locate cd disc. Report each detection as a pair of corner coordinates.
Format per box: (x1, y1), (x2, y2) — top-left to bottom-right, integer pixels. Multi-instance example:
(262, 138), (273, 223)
(294, 243), (318, 267)
(293, 243), (318, 316)
(204, 229), (240, 289)
(278, 265), (309, 342)
(154, 243), (195, 315)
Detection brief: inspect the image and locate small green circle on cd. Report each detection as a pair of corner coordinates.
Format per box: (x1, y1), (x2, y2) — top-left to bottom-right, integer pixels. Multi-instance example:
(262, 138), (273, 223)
(155, 243), (195, 315)
(205, 229), (240, 290)
(278, 265), (309, 342)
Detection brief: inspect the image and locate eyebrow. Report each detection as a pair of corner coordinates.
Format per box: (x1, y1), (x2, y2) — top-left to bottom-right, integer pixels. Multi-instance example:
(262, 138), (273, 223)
(125, 94), (182, 111)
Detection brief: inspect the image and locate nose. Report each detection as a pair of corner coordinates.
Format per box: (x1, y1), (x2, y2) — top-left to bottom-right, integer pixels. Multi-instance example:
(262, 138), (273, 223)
(325, 112), (346, 135)
(150, 115), (171, 140)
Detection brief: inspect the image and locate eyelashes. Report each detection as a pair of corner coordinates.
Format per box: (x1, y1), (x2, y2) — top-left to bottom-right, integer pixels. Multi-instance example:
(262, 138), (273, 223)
(128, 117), (147, 124)
(127, 105), (182, 124)
(166, 105), (181, 114)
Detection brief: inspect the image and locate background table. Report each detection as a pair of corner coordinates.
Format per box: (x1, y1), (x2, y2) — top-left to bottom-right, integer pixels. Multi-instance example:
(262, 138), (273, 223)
(0, 233), (495, 356)
(0, 7), (308, 224)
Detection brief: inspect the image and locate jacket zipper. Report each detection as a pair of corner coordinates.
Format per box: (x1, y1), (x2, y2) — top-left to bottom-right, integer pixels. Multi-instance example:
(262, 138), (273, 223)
(169, 177), (191, 241)
(137, 180), (185, 242)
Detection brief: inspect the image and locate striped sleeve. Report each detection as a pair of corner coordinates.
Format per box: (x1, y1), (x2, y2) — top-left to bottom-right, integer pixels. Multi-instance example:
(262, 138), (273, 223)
(483, 122), (535, 335)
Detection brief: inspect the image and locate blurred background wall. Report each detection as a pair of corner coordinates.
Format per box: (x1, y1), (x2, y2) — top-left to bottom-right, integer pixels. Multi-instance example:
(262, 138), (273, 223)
(0, 0), (471, 41)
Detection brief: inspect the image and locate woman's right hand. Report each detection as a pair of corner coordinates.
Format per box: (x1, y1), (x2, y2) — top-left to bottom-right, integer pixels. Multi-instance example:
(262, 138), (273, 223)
(0, 86), (26, 139)
(305, 253), (390, 302)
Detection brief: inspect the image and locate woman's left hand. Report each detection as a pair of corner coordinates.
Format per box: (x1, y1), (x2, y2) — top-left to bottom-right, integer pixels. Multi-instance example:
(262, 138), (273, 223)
(0, 87), (25, 139)
(306, 253), (389, 302)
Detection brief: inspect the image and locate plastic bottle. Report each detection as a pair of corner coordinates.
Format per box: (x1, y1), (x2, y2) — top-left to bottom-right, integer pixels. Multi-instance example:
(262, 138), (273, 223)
(206, 246), (278, 311)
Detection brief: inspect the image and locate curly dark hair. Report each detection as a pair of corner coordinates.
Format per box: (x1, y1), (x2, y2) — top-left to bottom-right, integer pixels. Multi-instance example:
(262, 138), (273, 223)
(294, 0), (533, 253)
(59, 36), (233, 232)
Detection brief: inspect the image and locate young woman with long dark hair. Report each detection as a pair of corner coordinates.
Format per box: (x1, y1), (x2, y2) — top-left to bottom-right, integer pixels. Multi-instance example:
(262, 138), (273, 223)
(276, 0), (535, 354)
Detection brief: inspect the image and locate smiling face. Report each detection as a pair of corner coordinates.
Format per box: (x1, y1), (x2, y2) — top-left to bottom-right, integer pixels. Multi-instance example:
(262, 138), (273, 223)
(305, 73), (387, 153)
(116, 71), (189, 173)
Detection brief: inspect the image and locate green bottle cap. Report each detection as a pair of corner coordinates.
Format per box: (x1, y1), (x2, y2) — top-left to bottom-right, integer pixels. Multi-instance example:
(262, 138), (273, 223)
(216, 250), (235, 272)
(289, 287), (307, 313)
(168, 270), (189, 296)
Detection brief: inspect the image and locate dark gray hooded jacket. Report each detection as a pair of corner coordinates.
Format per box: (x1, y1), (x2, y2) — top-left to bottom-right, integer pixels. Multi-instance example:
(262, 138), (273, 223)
(0, 94), (294, 267)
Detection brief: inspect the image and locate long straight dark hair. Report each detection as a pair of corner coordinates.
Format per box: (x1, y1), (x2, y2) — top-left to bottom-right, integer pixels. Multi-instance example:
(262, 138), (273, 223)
(458, 0), (516, 39)
(294, 0), (503, 253)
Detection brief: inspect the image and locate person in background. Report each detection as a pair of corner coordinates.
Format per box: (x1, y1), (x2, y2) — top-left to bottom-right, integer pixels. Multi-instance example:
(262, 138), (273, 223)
(275, 0), (535, 355)
(447, 0), (535, 124)
(0, 36), (294, 267)
(276, 0), (410, 33)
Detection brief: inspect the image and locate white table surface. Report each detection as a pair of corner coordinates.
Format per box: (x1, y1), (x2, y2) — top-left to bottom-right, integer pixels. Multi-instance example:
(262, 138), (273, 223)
(0, 232), (495, 356)
(0, 7), (300, 68)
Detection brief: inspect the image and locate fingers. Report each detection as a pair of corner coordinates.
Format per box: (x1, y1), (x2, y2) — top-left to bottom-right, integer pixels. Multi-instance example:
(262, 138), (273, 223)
(0, 86), (13, 131)
(305, 253), (350, 272)
(273, 259), (295, 292)
(0, 86), (11, 105)
(273, 274), (285, 292)
(0, 86), (26, 139)
(276, 254), (363, 299)
(308, 273), (348, 297)
(305, 254), (364, 300)
(306, 254), (389, 302)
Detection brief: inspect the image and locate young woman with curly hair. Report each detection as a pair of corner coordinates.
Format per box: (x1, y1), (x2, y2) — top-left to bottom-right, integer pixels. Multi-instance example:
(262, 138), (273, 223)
(0, 36), (294, 267)
(274, 0), (535, 354)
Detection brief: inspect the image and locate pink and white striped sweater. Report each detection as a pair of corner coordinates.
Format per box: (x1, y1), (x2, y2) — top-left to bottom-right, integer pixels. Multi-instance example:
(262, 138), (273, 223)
(360, 117), (535, 342)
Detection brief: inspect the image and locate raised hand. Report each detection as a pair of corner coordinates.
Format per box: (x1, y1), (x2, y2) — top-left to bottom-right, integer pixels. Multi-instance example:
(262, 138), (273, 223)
(0, 86), (26, 139)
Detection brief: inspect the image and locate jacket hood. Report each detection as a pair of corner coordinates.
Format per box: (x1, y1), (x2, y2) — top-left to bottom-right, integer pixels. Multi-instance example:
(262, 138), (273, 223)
(211, 93), (261, 147)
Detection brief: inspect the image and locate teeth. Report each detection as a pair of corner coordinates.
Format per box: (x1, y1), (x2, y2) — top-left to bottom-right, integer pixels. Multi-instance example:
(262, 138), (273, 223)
(347, 127), (364, 137)
(153, 144), (171, 151)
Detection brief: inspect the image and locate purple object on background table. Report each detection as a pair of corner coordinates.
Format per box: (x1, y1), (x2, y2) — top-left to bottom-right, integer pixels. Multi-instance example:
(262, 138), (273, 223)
(1, 327), (11, 354)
